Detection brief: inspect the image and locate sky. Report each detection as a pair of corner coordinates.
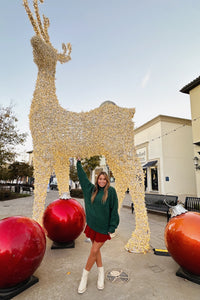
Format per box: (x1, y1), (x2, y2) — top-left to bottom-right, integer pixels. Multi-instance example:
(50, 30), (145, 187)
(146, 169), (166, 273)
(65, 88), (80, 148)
(1, 0), (200, 161)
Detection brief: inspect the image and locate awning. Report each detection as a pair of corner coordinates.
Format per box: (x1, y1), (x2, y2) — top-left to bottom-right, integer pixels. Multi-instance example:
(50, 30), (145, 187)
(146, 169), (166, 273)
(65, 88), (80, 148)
(143, 160), (157, 168)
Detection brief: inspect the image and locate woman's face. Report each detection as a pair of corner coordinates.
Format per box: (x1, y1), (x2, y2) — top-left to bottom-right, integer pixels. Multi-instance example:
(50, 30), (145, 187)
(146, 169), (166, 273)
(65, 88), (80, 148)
(98, 174), (107, 188)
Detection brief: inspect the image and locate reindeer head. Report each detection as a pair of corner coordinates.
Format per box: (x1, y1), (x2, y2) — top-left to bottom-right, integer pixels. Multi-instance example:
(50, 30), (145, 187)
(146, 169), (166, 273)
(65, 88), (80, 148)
(23, 0), (72, 71)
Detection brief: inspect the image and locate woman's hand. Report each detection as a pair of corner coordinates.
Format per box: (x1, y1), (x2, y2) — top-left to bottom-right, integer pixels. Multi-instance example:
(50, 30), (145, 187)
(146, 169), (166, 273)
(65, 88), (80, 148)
(109, 232), (116, 238)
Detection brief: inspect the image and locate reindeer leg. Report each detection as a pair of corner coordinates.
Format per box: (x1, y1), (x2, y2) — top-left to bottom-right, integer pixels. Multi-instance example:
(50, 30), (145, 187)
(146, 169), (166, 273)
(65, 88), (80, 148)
(32, 154), (51, 225)
(106, 154), (128, 211)
(124, 157), (150, 253)
(54, 156), (70, 197)
(106, 154), (150, 253)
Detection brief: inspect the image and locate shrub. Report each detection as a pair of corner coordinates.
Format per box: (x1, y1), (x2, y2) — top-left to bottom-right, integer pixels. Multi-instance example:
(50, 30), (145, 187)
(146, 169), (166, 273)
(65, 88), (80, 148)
(70, 189), (83, 198)
(0, 189), (11, 200)
(0, 189), (30, 201)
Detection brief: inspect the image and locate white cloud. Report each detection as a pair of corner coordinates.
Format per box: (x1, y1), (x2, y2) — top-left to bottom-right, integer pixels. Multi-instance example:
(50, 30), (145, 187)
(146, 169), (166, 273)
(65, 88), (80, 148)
(141, 70), (151, 88)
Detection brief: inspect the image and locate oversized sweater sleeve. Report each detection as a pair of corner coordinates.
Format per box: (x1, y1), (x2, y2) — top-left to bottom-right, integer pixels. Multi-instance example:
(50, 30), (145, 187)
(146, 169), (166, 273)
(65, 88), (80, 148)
(76, 160), (94, 194)
(108, 188), (120, 233)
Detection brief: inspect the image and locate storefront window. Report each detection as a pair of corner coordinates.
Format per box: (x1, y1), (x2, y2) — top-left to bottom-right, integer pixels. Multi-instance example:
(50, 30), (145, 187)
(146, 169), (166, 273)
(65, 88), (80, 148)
(143, 168), (147, 191)
(151, 167), (158, 191)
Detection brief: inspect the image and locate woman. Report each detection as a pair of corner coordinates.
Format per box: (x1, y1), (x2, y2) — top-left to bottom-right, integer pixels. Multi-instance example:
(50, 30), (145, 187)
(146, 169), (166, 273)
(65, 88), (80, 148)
(76, 158), (119, 293)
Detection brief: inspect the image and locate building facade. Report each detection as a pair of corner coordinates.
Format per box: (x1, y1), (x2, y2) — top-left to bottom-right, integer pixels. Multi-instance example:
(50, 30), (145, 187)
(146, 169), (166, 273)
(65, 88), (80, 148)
(180, 77), (200, 197)
(27, 150), (33, 166)
(135, 115), (197, 200)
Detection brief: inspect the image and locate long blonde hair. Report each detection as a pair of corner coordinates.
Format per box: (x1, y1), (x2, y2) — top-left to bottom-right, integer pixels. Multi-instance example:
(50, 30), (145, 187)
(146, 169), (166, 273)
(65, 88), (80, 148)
(91, 171), (110, 203)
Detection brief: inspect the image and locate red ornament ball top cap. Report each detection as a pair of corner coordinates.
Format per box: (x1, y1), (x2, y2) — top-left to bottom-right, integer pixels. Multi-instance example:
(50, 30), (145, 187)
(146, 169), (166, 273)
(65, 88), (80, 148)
(170, 204), (188, 218)
(60, 192), (71, 200)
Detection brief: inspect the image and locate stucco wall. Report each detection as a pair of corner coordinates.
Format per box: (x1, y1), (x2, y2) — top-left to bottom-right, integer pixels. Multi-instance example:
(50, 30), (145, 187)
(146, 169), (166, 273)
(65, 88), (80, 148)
(161, 121), (196, 196)
(135, 116), (197, 198)
(190, 85), (200, 196)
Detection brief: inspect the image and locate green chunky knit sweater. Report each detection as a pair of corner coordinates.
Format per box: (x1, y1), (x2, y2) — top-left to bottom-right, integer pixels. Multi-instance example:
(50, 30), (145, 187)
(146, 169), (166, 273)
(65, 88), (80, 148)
(77, 161), (119, 234)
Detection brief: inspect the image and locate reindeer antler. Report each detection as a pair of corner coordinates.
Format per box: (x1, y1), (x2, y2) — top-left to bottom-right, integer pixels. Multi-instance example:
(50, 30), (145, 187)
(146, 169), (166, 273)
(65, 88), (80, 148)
(23, 0), (72, 62)
(33, 0), (51, 43)
(23, 0), (41, 36)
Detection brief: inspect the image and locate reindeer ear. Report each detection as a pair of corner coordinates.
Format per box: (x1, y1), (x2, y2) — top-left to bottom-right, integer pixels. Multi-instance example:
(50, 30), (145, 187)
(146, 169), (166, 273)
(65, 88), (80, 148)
(57, 43), (72, 64)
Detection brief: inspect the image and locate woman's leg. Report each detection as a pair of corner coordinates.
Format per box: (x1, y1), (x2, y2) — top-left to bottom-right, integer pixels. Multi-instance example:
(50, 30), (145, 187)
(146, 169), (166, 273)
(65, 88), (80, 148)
(96, 248), (103, 267)
(90, 240), (103, 267)
(87, 241), (105, 290)
(85, 241), (105, 271)
(78, 240), (105, 293)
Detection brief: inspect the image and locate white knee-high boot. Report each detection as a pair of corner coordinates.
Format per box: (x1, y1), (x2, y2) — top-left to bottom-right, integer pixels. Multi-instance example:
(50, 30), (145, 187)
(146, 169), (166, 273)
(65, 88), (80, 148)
(97, 266), (104, 290)
(78, 269), (89, 294)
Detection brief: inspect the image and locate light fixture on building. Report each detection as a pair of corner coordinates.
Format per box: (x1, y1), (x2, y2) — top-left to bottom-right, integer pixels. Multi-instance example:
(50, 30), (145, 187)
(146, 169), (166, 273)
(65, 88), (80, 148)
(193, 156), (200, 170)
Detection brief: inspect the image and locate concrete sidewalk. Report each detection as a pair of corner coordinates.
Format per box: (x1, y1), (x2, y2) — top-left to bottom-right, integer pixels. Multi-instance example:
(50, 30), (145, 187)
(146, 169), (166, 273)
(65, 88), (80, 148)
(0, 191), (200, 300)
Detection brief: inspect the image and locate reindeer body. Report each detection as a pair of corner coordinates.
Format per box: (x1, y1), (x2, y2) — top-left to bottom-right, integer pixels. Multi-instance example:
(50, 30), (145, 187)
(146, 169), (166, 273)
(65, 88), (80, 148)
(24, 0), (150, 253)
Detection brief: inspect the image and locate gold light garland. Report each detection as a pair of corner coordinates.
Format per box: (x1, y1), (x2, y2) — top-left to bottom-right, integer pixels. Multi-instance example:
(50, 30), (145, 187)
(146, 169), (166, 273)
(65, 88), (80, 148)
(23, 0), (150, 253)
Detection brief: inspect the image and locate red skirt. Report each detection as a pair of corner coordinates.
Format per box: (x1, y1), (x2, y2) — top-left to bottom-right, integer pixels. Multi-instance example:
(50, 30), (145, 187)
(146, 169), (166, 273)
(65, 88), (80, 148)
(84, 225), (111, 242)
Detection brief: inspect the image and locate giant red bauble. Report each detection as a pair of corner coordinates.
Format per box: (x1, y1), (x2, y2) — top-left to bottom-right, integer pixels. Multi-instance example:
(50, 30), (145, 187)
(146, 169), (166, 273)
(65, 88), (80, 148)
(165, 212), (200, 275)
(43, 198), (86, 243)
(0, 216), (46, 289)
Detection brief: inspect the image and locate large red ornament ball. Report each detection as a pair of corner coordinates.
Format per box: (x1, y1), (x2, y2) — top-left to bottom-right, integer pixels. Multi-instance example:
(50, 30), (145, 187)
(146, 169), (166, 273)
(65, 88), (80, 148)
(43, 198), (86, 243)
(0, 216), (46, 289)
(165, 212), (200, 275)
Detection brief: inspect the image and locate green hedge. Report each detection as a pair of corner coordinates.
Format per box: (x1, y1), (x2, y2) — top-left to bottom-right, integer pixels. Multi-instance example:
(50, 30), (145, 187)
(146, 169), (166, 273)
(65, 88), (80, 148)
(0, 190), (30, 201)
(70, 189), (83, 198)
(0, 190), (11, 200)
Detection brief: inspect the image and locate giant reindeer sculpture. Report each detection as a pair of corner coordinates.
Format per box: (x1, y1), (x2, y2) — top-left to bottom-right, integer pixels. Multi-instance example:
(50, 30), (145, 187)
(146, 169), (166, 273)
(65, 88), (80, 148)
(23, 0), (150, 253)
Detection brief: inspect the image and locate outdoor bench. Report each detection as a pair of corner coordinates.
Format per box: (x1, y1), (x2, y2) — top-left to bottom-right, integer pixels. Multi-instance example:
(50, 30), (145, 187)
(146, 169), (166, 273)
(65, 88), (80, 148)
(131, 193), (178, 222)
(184, 197), (200, 212)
